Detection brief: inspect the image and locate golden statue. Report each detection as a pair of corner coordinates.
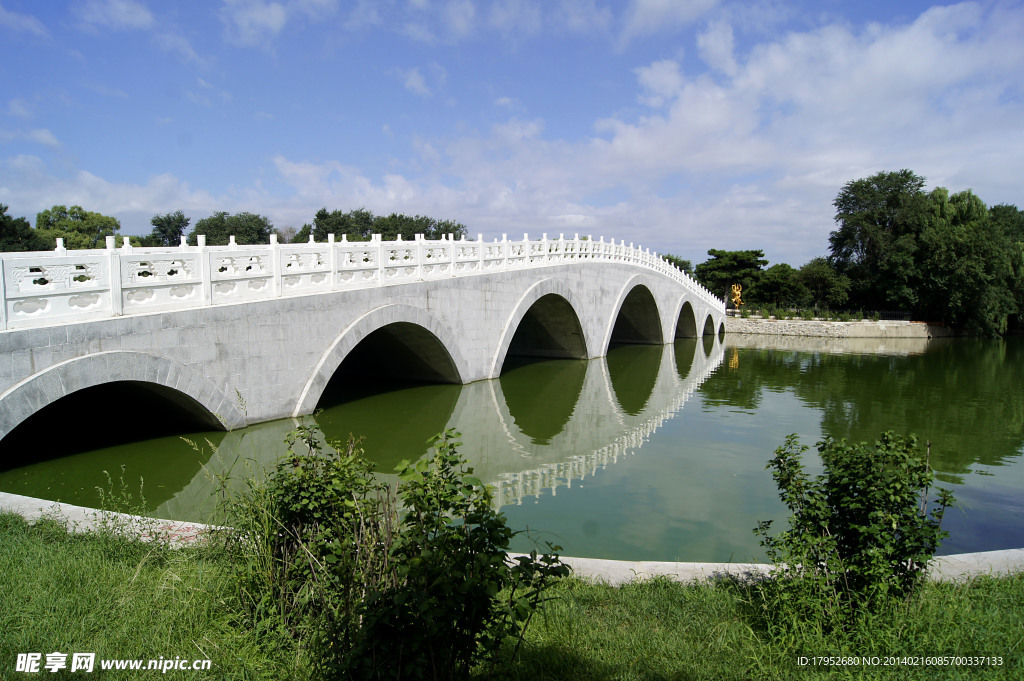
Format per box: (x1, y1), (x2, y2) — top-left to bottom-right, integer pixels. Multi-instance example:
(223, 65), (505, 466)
(730, 283), (744, 308)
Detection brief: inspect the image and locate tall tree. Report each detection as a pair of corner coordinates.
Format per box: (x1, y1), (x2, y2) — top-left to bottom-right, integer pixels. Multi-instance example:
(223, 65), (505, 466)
(693, 249), (768, 303)
(918, 189), (1017, 335)
(662, 254), (693, 272)
(312, 208), (375, 241)
(187, 211), (274, 246)
(146, 210), (190, 246)
(828, 169), (929, 310)
(755, 263), (809, 307)
(0, 204), (49, 252)
(798, 257), (850, 309)
(35, 204), (122, 249)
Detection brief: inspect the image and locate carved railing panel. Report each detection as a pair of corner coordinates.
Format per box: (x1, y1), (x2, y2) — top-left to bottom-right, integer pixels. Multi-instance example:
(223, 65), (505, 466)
(0, 233), (723, 330)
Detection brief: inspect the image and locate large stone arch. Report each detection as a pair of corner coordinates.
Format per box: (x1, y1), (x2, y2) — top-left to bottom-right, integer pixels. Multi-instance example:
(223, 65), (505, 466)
(602, 275), (665, 352)
(489, 278), (590, 377)
(294, 303), (469, 417)
(0, 351), (245, 444)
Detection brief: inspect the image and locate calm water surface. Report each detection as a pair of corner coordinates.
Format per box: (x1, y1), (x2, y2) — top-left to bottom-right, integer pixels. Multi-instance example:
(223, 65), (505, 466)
(2, 335), (1022, 563)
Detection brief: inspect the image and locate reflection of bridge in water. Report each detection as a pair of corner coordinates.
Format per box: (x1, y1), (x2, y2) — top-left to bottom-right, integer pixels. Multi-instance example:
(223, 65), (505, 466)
(154, 337), (724, 521)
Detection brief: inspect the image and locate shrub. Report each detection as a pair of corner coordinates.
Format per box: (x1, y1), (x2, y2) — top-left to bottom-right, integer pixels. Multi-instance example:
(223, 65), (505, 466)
(218, 426), (568, 681)
(754, 432), (955, 628)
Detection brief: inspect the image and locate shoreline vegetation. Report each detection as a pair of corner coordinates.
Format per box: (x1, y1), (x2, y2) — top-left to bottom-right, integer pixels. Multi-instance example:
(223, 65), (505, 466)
(4, 426), (1023, 680)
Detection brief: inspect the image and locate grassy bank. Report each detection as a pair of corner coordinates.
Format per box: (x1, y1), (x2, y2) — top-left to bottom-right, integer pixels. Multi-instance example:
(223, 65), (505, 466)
(2, 511), (1022, 680)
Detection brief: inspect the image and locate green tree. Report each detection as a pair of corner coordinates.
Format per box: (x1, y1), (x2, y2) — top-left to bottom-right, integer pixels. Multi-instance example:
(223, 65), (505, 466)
(991, 205), (1024, 330)
(312, 207), (375, 241)
(308, 208), (469, 242)
(917, 189), (1017, 335)
(291, 224), (312, 243)
(35, 204), (122, 249)
(828, 169), (929, 310)
(662, 254), (693, 272)
(144, 210), (190, 247)
(187, 211), (274, 246)
(374, 212), (469, 240)
(753, 263), (809, 307)
(0, 204), (49, 252)
(798, 257), (850, 309)
(693, 249), (767, 303)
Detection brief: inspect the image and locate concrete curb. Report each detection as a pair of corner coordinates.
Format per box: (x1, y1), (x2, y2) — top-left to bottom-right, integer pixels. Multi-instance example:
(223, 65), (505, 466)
(3, 490), (1022, 585)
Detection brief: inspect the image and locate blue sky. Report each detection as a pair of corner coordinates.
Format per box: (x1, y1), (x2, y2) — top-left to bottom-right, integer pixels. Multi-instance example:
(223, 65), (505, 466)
(1, 0), (1022, 266)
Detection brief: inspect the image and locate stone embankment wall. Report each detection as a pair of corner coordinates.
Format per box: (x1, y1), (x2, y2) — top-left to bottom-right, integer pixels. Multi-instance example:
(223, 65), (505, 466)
(725, 317), (954, 338)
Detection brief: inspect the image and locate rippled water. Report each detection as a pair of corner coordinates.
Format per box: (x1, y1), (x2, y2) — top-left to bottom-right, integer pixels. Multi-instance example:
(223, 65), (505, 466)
(2, 335), (1021, 562)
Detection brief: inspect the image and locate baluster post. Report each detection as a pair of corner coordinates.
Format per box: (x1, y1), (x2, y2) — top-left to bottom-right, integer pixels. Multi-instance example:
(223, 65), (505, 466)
(328, 233), (337, 290)
(107, 236), (124, 316)
(198, 235), (212, 306)
(270, 233), (282, 297)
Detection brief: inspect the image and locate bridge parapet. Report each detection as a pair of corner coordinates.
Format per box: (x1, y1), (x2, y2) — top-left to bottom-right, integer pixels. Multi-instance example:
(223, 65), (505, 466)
(0, 233), (722, 331)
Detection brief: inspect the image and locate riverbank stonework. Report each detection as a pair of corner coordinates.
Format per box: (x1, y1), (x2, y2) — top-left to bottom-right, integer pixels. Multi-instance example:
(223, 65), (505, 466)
(725, 316), (955, 338)
(1, 489), (1020, 584)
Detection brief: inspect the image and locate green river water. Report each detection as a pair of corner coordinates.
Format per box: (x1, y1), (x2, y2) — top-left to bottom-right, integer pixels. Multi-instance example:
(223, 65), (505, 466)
(1, 334), (1022, 563)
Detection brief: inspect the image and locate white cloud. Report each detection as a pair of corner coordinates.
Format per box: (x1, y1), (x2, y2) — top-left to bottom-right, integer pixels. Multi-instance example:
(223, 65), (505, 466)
(488, 0), (542, 36)
(555, 0), (612, 33)
(220, 0), (288, 46)
(395, 64), (446, 97)
(8, 98), (33, 119)
(74, 0), (155, 31)
(0, 128), (60, 148)
(443, 0), (476, 39)
(402, 68), (431, 96)
(0, 3), (48, 36)
(634, 59), (684, 108)
(0, 154), (218, 231)
(619, 0), (719, 46)
(154, 32), (205, 66)
(697, 20), (737, 76)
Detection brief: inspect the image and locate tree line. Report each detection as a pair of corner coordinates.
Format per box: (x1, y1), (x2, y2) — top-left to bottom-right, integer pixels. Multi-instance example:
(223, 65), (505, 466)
(673, 170), (1024, 336)
(0, 205), (469, 252)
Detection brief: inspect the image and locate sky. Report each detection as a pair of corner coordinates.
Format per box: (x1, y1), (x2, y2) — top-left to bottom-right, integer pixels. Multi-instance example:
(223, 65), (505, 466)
(1, 0), (1022, 267)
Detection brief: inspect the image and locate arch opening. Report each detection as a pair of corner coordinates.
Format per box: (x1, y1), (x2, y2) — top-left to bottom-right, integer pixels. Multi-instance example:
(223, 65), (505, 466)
(0, 381), (224, 470)
(313, 322), (462, 470)
(317, 322), (460, 408)
(610, 285), (662, 346)
(501, 293), (587, 372)
(675, 301), (698, 338)
(702, 315), (716, 336)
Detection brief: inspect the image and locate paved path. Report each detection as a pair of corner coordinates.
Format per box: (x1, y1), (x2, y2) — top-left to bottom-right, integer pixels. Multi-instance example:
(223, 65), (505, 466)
(3, 490), (1021, 584)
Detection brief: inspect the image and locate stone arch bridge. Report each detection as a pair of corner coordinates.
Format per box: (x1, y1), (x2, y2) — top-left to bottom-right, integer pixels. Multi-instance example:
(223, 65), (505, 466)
(0, 233), (724, 446)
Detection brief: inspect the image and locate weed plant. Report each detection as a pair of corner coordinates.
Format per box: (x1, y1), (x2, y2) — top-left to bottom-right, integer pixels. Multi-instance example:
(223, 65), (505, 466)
(215, 425), (568, 681)
(754, 432), (954, 631)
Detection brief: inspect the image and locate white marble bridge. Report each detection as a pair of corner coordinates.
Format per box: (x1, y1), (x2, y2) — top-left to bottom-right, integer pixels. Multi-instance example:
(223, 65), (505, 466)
(0, 233), (725, 445)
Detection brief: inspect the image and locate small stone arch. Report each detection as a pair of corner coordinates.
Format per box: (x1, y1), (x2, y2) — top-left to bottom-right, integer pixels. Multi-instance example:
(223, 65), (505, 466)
(294, 304), (469, 417)
(490, 278), (589, 376)
(0, 351), (244, 446)
(702, 314), (716, 336)
(604, 275), (664, 351)
(674, 300), (699, 338)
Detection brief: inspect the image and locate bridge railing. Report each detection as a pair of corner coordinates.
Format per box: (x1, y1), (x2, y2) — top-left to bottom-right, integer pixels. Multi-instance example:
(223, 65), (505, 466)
(0, 233), (723, 330)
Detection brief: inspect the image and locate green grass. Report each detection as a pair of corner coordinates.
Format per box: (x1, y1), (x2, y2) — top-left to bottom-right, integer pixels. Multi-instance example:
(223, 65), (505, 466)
(2, 511), (1022, 680)
(0, 512), (304, 680)
(494, 575), (1024, 680)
